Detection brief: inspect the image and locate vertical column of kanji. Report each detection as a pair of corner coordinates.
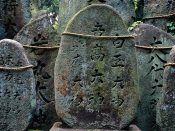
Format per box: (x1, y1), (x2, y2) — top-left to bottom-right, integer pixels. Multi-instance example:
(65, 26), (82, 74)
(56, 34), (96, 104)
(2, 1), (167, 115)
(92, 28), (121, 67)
(58, 0), (135, 36)
(0, 39), (36, 131)
(55, 4), (139, 130)
(14, 13), (60, 130)
(157, 46), (175, 131)
(0, 0), (32, 39)
(131, 24), (175, 131)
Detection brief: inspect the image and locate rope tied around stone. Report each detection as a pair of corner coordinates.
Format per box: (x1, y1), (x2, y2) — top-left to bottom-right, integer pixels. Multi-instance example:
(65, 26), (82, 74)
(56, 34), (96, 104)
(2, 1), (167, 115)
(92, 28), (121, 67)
(143, 12), (175, 20)
(0, 65), (33, 70)
(23, 44), (60, 49)
(164, 63), (175, 67)
(135, 45), (173, 49)
(62, 32), (135, 39)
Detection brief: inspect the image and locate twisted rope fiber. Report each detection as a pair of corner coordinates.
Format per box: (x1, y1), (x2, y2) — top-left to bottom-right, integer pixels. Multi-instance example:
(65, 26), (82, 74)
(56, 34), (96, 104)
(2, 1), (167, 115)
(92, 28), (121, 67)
(143, 12), (175, 19)
(23, 44), (60, 49)
(62, 32), (135, 38)
(135, 45), (173, 49)
(164, 63), (175, 67)
(0, 65), (33, 70)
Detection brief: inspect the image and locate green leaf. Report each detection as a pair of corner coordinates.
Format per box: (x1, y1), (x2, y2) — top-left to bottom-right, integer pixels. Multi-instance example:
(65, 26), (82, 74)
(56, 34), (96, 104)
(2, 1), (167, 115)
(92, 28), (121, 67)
(167, 22), (173, 26)
(128, 27), (134, 31)
(169, 26), (175, 30)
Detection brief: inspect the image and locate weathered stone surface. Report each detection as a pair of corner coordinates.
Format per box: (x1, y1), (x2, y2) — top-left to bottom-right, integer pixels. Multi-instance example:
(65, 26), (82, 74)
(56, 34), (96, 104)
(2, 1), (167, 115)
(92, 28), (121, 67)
(14, 12), (60, 130)
(143, 0), (175, 31)
(0, 0), (32, 39)
(0, 39), (36, 131)
(50, 122), (141, 131)
(131, 24), (175, 131)
(157, 46), (175, 131)
(55, 5), (139, 130)
(58, 0), (135, 35)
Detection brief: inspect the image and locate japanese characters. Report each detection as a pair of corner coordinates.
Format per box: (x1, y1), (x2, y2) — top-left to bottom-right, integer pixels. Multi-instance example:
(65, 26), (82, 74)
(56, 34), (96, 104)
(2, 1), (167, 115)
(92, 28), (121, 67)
(55, 5), (139, 129)
(132, 24), (175, 131)
(0, 39), (36, 131)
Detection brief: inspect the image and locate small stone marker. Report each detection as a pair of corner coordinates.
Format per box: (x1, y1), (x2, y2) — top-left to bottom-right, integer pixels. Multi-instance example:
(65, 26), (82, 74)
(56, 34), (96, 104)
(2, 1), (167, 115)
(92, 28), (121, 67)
(55, 5), (139, 130)
(0, 0), (32, 39)
(131, 24), (175, 131)
(157, 46), (175, 130)
(58, 0), (135, 35)
(0, 39), (36, 131)
(14, 12), (60, 130)
(143, 0), (175, 31)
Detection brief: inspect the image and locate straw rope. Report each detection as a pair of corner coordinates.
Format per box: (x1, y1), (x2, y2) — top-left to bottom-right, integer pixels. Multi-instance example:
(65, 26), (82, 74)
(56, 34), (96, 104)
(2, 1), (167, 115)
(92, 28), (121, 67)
(0, 65), (33, 70)
(135, 45), (173, 49)
(62, 32), (134, 39)
(143, 12), (175, 20)
(164, 63), (175, 67)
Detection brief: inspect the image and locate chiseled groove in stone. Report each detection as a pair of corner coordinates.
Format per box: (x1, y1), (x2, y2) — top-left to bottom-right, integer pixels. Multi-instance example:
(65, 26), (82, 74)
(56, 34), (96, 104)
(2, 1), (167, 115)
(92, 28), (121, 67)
(55, 4), (139, 130)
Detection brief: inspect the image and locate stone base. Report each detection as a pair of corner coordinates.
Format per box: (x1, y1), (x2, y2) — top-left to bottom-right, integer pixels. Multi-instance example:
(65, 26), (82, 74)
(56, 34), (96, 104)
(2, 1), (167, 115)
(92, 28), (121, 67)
(49, 122), (141, 131)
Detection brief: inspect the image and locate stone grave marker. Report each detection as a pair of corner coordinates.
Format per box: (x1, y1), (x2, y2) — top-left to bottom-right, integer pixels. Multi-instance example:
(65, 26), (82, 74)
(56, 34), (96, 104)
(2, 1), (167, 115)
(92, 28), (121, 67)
(58, 0), (135, 36)
(0, 39), (36, 131)
(14, 12), (60, 130)
(157, 46), (175, 131)
(131, 24), (175, 131)
(0, 0), (32, 39)
(55, 4), (139, 130)
(143, 0), (175, 31)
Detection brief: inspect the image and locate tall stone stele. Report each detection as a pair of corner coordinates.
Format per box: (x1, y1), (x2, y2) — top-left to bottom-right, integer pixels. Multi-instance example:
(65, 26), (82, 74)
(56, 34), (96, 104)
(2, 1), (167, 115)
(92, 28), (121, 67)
(157, 46), (175, 131)
(0, 0), (32, 39)
(131, 24), (175, 131)
(14, 11), (60, 130)
(58, 0), (135, 36)
(143, 0), (175, 31)
(55, 4), (139, 130)
(0, 39), (36, 131)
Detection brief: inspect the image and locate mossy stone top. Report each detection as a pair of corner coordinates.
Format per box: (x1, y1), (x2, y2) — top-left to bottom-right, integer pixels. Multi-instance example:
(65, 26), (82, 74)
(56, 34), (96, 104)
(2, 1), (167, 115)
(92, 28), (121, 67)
(0, 39), (36, 131)
(55, 5), (139, 129)
(58, 0), (135, 35)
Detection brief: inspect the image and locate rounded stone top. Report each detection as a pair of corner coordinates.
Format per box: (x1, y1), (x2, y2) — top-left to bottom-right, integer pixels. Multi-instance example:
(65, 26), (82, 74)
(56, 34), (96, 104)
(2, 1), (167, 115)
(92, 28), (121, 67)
(64, 4), (129, 36)
(132, 24), (175, 47)
(14, 12), (59, 47)
(0, 39), (30, 67)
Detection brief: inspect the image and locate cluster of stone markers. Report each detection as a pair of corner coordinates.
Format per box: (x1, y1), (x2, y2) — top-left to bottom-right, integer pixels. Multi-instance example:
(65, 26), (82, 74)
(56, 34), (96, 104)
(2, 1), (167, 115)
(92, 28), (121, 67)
(1, 0), (175, 131)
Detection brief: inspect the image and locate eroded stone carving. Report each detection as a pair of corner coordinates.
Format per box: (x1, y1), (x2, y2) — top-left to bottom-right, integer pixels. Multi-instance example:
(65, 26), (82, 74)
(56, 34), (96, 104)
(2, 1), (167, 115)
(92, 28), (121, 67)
(131, 24), (175, 131)
(0, 39), (36, 131)
(55, 5), (139, 130)
(14, 12), (60, 130)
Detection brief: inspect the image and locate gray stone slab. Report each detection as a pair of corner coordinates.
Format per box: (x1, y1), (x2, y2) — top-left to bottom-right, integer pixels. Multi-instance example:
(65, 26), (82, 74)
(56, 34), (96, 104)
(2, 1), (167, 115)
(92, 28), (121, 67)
(131, 23), (175, 131)
(0, 0), (32, 39)
(143, 0), (175, 31)
(0, 39), (36, 131)
(58, 0), (135, 35)
(50, 122), (141, 131)
(14, 13), (60, 130)
(157, 46), (175, 130)
(55, 5), (139, 130)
